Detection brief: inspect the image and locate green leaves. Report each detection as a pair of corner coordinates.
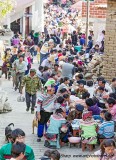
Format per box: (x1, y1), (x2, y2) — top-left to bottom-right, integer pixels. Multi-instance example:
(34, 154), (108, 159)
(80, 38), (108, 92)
(0, 0), (15, 19)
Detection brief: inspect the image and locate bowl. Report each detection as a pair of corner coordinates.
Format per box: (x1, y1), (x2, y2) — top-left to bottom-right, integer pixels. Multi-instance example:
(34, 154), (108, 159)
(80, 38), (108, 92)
(72, 120), (77, 124)
(95, 120), (101, 123)
(68, 137), (81, 143)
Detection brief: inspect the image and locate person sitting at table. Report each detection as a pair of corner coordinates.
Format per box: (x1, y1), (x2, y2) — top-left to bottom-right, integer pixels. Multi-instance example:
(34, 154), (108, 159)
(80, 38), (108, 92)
(107, 97), (116, 121)
(44, 108), (66, 149)
(56, 88), (69, 97)
(85, 98), (101, 115)
(76, 92), (90, 108)
(63, 94), (71, 115)
(97, 112), (114, 140)
(57, 77), (70, 93)
(80, 111), (97, 150)
(75, 73), (86, 85)
(109, 93), (116, 100)
(93, 109), (107, 123)
(63, 94), (70, 104)
(67, 104), (84, 122)
(55, 96), (66, 111)
(70, 91), (80, 102)
(94, 86), (109, 109)
(75, 83), (88, 99)
(107, 97), (116, 131)
(76, 104), (84, 119)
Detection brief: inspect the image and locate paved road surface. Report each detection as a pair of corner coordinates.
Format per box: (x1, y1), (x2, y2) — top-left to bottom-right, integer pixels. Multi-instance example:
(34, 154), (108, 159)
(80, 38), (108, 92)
(0, 59), (97, 160)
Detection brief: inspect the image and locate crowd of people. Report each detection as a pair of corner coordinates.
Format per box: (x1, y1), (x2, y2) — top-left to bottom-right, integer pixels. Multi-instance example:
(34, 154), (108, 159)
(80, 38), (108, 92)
(0, 1), (116, 160)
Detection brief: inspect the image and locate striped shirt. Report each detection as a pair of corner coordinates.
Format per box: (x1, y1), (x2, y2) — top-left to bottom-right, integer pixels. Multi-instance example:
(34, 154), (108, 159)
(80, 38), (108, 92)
(36, 93), (57, 113)
(98, 121), (114, 138)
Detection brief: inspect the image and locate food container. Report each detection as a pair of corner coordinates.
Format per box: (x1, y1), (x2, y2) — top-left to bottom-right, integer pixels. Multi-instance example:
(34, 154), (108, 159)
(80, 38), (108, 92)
(68, 137), (81, 144)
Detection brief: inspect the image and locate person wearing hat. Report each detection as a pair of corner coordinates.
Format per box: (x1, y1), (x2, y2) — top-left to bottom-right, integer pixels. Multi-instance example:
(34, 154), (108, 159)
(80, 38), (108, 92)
(41, 56), (53, 68)
(40, 39), (54, 64)
(21, 69), (42, 114)
(67, 104), (84, 122)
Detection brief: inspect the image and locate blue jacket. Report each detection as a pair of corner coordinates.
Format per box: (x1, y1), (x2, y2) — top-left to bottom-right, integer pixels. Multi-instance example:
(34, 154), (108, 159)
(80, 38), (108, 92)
(98, 121), (114, 138)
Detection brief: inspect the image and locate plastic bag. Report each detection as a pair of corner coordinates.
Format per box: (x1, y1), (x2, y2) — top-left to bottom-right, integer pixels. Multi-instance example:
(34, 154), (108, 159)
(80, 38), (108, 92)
(17, 94), (25, 102)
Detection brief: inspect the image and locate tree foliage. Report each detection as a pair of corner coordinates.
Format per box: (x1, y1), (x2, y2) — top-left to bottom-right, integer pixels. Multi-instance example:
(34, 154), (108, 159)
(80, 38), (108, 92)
(0, 0), (15, 19)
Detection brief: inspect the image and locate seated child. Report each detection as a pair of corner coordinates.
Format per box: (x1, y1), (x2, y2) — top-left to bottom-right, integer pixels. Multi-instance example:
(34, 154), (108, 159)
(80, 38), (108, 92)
(107, 97), (116, 121)
(55, 96), (66, 111)
(80, 111), (97, 145)
(67, 104), (79, 123)
(86, 98), (100, 115)
(76, 104), (84, 117)
(98, 112), (114, 139)
(11, 142), (26, 160)
(93, 109), (107, 123)
(63, 94), (70, 115)
(67, 103), (84, 123)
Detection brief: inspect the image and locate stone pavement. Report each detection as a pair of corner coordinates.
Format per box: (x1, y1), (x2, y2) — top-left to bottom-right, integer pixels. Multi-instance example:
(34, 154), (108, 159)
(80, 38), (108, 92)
(0, 59), (98, 160)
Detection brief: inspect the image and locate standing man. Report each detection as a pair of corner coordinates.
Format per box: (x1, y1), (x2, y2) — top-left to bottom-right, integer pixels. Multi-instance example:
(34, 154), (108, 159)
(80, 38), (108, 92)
(12, 55), (26, 92)
(71, 31), (78, 46)
(21, 69), (42, 114)
(36, 85), (56, 141)
(86, 36), (93, 53)
(61, 57), (74, 80)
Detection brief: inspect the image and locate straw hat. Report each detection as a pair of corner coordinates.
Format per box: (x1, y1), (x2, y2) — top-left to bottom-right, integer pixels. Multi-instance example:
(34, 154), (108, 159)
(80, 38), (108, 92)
(48, 56), (55, 63)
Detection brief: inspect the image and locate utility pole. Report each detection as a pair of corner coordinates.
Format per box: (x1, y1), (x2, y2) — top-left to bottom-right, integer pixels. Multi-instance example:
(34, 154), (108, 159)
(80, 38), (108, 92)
(86, 0), (90, 46)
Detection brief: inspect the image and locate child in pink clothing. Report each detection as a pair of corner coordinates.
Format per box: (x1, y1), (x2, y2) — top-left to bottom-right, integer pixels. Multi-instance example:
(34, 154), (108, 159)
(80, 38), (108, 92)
(107, 98), (116, 121)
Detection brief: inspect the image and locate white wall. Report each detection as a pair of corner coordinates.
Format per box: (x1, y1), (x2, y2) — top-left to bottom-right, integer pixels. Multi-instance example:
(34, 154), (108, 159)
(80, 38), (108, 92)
(34, 0), (44, 32)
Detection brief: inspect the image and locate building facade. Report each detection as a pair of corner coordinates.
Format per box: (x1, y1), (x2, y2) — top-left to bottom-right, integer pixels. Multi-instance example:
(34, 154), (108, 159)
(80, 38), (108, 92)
(3, 0), (44, 38)
(102, 0), (116, 81)
(82, 0), (107, 41)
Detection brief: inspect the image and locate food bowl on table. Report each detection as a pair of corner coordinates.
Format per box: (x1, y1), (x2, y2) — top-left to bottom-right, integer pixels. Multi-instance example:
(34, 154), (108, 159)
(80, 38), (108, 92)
(95, 120), (101, 124)
(72, 120), (77, 124)
(68, 137), (81, 144)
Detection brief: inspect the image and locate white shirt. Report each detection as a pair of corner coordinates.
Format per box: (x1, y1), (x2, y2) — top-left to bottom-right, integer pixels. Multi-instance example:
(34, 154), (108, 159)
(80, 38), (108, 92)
(70, 95), (79, 102)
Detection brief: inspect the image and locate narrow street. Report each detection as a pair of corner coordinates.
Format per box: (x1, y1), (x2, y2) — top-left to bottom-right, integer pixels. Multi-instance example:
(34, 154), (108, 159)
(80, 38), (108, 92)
(0, 0), (116, 160)
(0, 59), (95, 160)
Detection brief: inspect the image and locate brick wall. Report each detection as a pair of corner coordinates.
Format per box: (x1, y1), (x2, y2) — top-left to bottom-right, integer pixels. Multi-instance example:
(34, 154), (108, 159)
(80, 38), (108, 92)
(82, 0), (107, 18)
(102, 0), (116, 81)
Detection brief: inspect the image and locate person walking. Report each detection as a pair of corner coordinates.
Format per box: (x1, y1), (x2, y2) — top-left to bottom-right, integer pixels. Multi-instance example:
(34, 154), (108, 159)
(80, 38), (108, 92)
(2, 48), (12, 79)
(21, 69), (42, 114)
(23, 36), (35, 63)
(12, 55), (26, 92)
(36, 85), (57, 141)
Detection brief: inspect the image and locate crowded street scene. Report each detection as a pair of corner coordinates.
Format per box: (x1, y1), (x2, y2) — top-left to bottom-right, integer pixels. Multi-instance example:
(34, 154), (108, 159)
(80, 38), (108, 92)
(0, 0), (116, 159)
